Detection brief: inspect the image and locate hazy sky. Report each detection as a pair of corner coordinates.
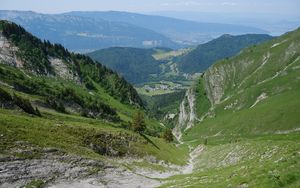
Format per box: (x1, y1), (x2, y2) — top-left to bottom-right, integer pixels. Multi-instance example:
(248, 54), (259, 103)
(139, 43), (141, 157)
(1, 0), (300, 16)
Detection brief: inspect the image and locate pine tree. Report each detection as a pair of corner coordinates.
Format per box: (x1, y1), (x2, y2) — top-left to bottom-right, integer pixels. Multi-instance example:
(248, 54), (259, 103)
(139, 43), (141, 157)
(132, 110), (146, 133)
(163, 128), (174, 142)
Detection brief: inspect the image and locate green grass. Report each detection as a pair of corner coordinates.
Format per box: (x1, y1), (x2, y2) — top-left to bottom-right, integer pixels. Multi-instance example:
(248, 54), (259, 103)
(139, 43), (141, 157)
(194, 78), (211, 118)
(24, 179), (45, 188)
(185, 87), (300, 143)
(159, 29), (300, 187)
(0, 63), (164, 136)
(0, 108), (187, 165)
(160, 134), (300, 188)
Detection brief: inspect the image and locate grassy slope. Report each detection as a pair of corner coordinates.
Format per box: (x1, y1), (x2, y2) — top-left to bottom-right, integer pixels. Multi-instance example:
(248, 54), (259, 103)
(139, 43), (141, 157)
(0, 63), (163, 135)
(161, 135), (300, 187)
(0, 63), (184, 164)
(0, 106), (187, 165)
(160, 29), (300, 187)
(194, 78), (211, 118)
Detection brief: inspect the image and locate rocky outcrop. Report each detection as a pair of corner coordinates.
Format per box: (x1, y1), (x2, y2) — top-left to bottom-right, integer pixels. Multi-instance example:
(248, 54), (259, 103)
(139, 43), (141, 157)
(203, 28), (300, 108)
(49, 57), (80, 83)
(172, 88), (197, 142)
(84, 132), (142, 157)
(204, 64), (228, 105)
(0, 143), (161, 188)
(0, 33), (23, 68)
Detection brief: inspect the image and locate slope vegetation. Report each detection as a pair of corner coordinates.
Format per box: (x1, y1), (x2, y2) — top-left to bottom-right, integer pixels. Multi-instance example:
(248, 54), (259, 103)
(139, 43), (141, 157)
(0, 20), (192, 187)
(177, 34), (273, 73)
(88, 47), (161, 84)
(163, 28), (300, 187)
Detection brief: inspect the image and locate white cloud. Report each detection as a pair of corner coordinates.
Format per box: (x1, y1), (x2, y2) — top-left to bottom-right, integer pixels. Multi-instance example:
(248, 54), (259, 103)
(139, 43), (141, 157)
(221, 2), (237, 6)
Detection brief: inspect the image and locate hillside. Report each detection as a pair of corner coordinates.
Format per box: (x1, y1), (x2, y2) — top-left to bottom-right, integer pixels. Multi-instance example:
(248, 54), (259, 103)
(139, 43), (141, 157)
(177, 34), (274, 73)
(88, 47), (161, 84)
(0, 10), (179, 52)
(66, 11), (268, 45)
(163, 28), (300, 187)
(0, 19), (171, 139)
(1, 18), (299, 188)
(0, 20), (196, 187)
(88, 34), (273, 85)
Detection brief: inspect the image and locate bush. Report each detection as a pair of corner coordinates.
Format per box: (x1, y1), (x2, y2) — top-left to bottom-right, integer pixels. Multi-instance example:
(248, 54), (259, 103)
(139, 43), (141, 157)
(132, 110), (146, 133)
(0, 87), (13, 102)
(163, 128), (174, 142)
(46, 97), (66, 113)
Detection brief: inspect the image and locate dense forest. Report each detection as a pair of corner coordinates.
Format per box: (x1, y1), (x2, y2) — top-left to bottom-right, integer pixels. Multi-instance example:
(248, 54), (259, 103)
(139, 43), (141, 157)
(88, 47), (163, 84)
(177, 34), (273, 73)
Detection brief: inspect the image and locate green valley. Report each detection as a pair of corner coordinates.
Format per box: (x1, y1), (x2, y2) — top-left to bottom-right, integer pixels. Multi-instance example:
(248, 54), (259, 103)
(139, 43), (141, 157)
(0, 12), (299, 188)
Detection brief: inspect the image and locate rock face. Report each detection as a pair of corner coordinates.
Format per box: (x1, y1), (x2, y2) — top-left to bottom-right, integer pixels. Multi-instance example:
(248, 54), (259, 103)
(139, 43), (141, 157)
(49, 57), (80, 82)
(0, 33), (80, 83)
(172, 88), (197, 141)
(202, 28), (300, 109)
(0, 33), (23, 67)
(204, 64), (228, 105)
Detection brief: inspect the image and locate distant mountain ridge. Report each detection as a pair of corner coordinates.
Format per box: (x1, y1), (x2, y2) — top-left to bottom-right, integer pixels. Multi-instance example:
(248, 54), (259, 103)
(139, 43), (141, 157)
(66, 11), (268, 45)
(0, 10), (268, 52)
(0, 10), (179, 52)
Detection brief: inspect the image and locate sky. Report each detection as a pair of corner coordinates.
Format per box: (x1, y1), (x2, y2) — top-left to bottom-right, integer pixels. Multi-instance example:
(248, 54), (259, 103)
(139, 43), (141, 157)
(0, 0), (299, 16)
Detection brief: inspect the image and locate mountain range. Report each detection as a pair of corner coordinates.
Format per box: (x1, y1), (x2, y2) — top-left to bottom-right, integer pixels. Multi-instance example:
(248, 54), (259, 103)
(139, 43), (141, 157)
(88, 34), (273, 84)
(0, 10), (268, 52)
(66, 11), (268, 45)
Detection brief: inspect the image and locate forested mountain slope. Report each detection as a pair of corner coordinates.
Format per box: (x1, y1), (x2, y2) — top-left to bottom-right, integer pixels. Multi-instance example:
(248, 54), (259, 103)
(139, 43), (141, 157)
(88, 34), (273, 85)
(177, 34), (274, 73)
(88, 47), (161, 84)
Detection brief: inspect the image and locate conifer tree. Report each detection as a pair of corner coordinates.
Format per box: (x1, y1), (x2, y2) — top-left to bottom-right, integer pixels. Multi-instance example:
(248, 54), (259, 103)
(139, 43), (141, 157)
(132, 110), (146, 133)
(163, 128), (174, 142)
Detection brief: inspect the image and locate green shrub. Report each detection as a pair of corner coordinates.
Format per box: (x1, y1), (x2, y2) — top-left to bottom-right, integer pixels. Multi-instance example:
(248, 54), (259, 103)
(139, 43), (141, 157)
(163, 128), (174, 142)
(132, 110), (146, 133)
(0, 87), (13, 102)
(46, 97), (66, 113)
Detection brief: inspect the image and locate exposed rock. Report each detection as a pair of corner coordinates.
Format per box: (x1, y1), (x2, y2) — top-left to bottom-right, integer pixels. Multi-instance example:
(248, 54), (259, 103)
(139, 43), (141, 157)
(172, 88), (197, 142)
(0, 33), (23, 68)
(49, 57), (80, 83)
(250, 93), (268, 108)
(42, 147), (59, 153)
(0, 152), (105, 188)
